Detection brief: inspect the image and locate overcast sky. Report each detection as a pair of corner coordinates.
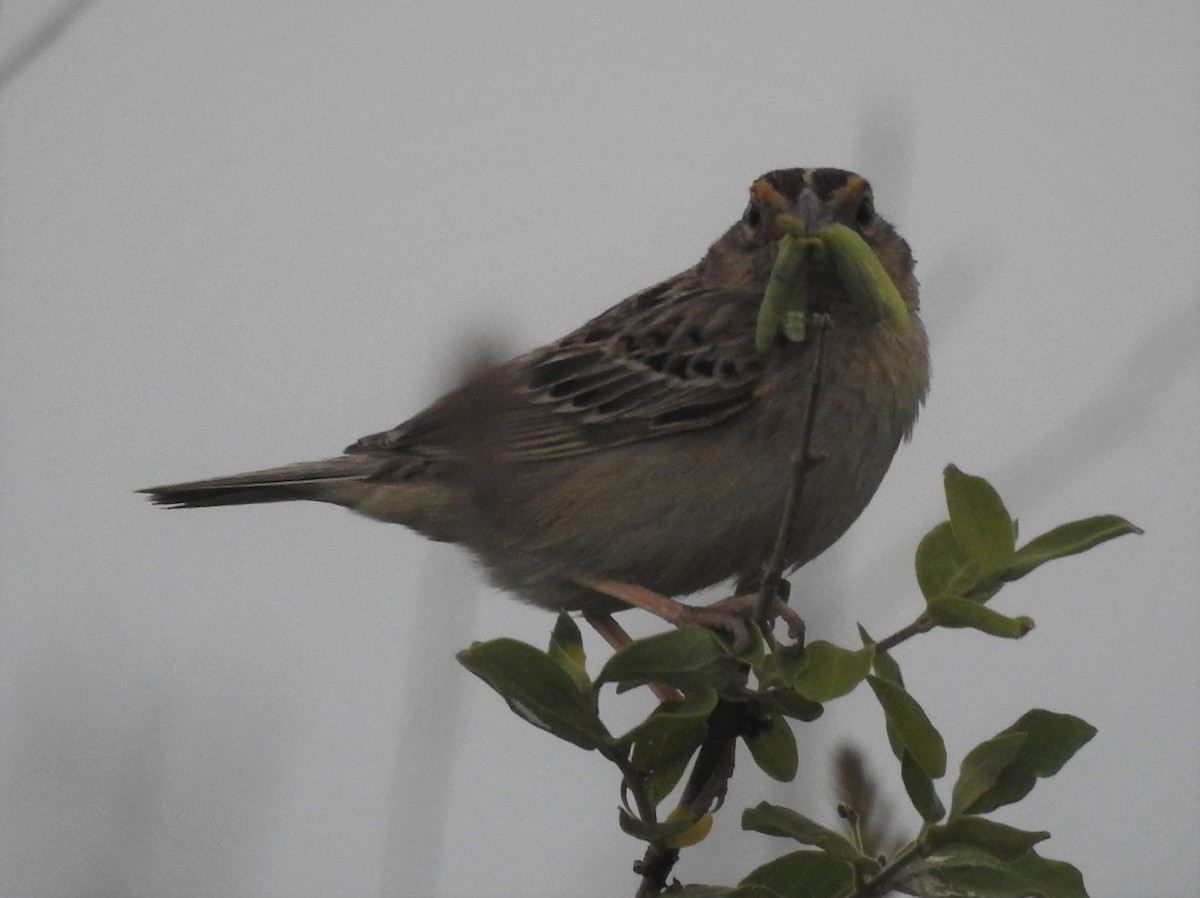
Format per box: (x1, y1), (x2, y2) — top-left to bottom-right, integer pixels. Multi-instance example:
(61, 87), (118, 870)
(2, 4), (1198, 897)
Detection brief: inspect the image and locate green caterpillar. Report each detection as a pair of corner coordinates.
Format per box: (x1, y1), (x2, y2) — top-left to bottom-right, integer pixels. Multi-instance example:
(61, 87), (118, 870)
(819, 222), (909, 330)
(755, 232), (814, 351)
(755, 221), (908, 352)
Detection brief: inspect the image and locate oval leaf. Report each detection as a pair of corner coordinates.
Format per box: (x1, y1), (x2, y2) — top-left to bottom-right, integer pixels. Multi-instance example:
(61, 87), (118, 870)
(622, 686), (718, 747)
(927, 817), (1050, 861)
(548, 612), (591, 692)
(896, 844), (1039, 898)
(1001, 514), (1142, 581)
(618, 807), (693, 844)
(897, 844), (1088, 898)
(630, 705), (710, 805)
(664, 807), (715, 848)
(744, 716), (799, 783)
(726, 887), (779, 898)
(950, 730), (1029, 818)
(1007, 850), (1089, 898)
(960, 709), (1096, 815)
(860, 626), (904, 687)
(742, 802), (868, 866)
(944, 465), (1015, 570)
(637, 743), (698, 808)
(915, 520), (977, 602)
(758, 688), (824, 722)
(787, 641), (874, 701)
(597, 627), (737, 693)
(901, 750), (946, 823)
(868, 676), (946, 778)
(549, 612), (585, 667)
(739, 849), (856, 898)
(457, 639), (610, 750)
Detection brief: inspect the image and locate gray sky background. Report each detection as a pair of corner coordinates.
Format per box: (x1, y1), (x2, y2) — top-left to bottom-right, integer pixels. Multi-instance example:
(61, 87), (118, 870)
(2, 4), (1197, 897)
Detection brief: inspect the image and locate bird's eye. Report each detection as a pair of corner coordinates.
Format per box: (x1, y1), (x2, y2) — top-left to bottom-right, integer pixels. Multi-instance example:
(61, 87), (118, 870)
(743, 204), (762, 228)
(854, 196), (875, 226)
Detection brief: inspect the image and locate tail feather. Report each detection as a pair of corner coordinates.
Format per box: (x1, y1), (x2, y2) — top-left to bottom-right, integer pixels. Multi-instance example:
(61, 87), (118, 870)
(139, 457), (374, 509)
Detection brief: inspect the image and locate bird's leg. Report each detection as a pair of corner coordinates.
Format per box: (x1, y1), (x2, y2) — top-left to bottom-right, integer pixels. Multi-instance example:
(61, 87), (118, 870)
(704, 589), (805, 645)
(573, 576), (803, 652)
(583, 611), (684, 704)
(736, 575), (806, 646)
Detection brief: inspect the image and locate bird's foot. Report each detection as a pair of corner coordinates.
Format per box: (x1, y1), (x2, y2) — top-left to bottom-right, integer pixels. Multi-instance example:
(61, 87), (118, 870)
(574, 576), (804, 654)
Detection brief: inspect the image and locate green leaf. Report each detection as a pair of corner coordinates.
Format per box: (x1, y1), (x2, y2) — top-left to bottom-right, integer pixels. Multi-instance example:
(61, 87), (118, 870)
(944, 465), (1016, 570)
(949, 731), (1028, 818)
(727, 887), (784, 898)
(742, 802), (870, 867)
(548, 612), (584, 665)
(926, 817), (1050, 861)
(623, 691), (716, 802)
(597, 627), (738, 693)
(901, 749), (946, 823)
(927, 596), (1035, 639)
(958, 709), (1097, 815)
(622, 687), (718, 748)
(667, 886), (737, 898)
(629, 701), (711, 805)
(1000, 515), (1142, 581)
(860, 625), (905, 687)
(867, 676), (947, 778)
(895, 844), (1088, 898)
(787, 641), (874, 701)
(638, 746), (698, 808)
(548, 612), (591, 692)
(739, 850), (856, 898)
(1007, 850), (1089, 898)
(914, 521), (977, 602)
(457, 639), (611, 750)
(618, 807), (694, 844)
(744, 715), (799, 782)
(628, 720), (710, 811)
(758, 688), (824, 722)
(893, 844), (1031, 898)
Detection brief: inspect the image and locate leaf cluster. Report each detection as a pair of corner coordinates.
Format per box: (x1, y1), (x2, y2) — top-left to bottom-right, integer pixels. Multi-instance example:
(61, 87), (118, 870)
(456, 467), (1139, 896)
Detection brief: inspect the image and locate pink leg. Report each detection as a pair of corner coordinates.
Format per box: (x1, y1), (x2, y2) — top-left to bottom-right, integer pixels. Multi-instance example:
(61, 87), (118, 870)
(583, 611), (684, 704)
(573, 575), (804, 650)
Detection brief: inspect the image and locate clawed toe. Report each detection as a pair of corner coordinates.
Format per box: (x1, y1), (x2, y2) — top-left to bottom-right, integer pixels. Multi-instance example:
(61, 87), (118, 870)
(683, 593), (804, 652)
(572, 575), (805, 653)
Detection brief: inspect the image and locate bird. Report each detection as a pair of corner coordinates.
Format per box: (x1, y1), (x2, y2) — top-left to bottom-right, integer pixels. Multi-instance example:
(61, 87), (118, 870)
(141, 167), (929, 637)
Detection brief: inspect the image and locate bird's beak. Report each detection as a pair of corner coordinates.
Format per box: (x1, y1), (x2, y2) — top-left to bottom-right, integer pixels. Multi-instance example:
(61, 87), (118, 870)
(791, 188), (830, 231)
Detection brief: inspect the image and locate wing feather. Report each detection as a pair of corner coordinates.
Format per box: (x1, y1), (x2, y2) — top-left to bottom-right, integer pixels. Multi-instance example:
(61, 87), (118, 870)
(347, 275), (768, 463)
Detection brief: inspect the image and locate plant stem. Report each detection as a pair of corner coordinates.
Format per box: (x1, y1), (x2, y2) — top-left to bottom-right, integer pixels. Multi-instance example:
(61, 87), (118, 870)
(851, 837), (927, 897)
(756, 317), (830, 628)
(603, 746), (657, 829)
(874, 614), (935, 653)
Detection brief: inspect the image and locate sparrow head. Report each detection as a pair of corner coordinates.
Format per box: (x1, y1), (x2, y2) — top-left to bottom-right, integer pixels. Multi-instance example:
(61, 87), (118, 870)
(701, 168), (917, 311)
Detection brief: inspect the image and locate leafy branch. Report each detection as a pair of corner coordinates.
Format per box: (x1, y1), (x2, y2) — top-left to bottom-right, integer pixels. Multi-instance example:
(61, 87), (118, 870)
(457, 466), (1140, 896)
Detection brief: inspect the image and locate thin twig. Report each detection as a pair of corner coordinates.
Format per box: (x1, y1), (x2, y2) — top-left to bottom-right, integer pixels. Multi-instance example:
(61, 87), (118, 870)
(756, 317), (831, 628)
(630, 320), (845, 896)
(632, 693), (754, 897)
(850, 838), (928, 897)
(632, 321), (836, 895)
(604, 747), (658, 830)
(873, 614), (935, 653)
